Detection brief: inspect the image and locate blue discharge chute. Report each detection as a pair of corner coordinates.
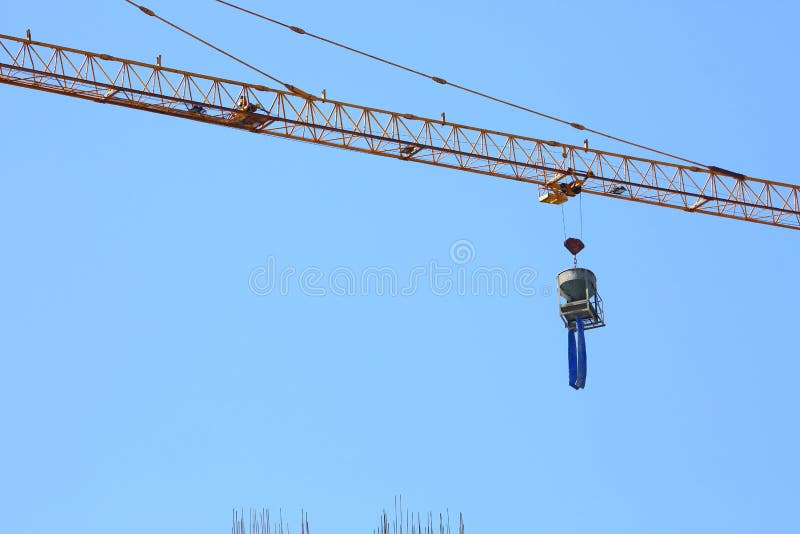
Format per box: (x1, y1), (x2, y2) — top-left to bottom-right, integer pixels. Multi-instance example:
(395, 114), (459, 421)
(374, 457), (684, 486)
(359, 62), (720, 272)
(575, 317), (587, 389)
(568, 317), (588, 390)
(567, 326), (578, 388)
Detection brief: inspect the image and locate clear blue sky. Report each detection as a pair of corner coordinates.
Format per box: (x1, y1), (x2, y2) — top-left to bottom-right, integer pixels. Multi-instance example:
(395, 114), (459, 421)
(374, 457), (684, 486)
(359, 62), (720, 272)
(1, 1), (799, 533)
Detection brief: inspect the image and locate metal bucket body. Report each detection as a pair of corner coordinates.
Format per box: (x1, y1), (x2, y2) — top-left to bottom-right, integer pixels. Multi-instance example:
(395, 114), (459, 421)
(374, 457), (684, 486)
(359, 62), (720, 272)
(557, 267), (605, 330)
(557, 267), (597, 301)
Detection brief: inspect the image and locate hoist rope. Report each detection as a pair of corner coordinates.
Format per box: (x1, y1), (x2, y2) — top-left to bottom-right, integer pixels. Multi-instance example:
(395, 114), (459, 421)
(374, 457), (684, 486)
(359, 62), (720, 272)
(213, 0), (709, 169)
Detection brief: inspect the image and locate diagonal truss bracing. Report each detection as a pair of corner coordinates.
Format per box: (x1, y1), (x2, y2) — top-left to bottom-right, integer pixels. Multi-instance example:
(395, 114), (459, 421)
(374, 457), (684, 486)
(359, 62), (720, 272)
(1, 33), (798, 229)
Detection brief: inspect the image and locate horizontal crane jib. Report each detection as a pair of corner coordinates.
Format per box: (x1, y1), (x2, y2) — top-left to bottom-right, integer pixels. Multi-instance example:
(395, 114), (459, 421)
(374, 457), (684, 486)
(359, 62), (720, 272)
(0, 33), (797, 229)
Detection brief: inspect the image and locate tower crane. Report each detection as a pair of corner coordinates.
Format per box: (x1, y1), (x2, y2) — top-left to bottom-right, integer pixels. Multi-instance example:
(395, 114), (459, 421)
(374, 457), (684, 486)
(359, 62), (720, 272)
(1, 32), (798, 230)
(1, 28), (798, 389)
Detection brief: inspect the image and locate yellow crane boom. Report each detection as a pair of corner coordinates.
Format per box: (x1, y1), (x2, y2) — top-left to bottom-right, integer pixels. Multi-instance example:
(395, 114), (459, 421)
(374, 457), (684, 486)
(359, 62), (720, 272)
(2, 32), (798, 230)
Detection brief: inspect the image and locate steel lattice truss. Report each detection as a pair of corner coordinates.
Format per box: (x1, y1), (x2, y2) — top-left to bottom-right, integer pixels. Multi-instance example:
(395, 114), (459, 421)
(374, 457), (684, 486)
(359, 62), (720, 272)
(2, 33), (799, 229)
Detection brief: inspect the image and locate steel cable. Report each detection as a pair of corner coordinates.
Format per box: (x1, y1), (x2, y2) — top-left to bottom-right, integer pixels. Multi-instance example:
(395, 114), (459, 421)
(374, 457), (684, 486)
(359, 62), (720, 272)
(213, 0), (709, 168)
(123, 0), (310, 97)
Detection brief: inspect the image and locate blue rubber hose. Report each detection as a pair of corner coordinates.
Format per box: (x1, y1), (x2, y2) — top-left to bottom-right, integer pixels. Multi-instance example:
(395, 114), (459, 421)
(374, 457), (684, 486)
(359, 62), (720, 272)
(568, 327), (578, 389)
(576, 317), (587, 389)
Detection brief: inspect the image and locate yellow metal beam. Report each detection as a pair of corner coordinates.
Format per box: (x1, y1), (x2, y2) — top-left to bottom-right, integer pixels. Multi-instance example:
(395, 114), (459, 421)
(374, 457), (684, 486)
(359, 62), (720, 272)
(1, 33), (798, 229)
